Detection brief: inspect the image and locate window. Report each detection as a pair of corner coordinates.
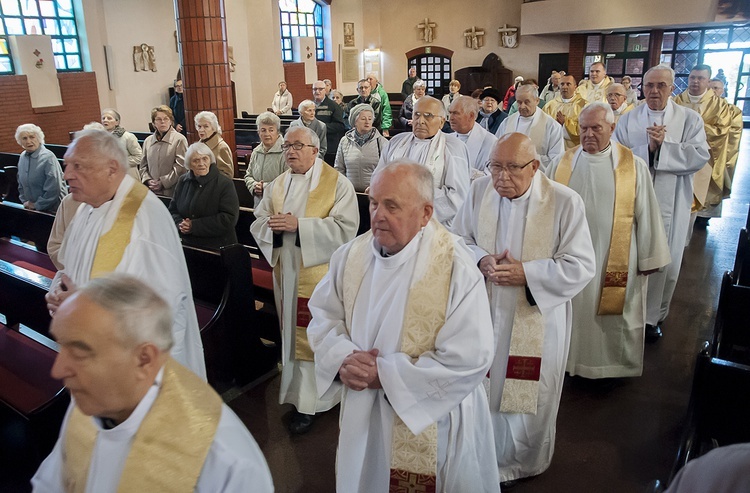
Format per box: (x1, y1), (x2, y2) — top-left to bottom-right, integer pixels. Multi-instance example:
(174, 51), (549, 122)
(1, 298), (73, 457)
(0, 0), (82, 74)
(279, 0), (324, 63)
(584, 32), (650, 97)
(408, 55), (451, 97)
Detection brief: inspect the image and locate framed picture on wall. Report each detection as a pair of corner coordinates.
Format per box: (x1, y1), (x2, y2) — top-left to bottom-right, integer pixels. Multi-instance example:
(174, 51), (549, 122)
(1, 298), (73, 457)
(344, 22), (355, 47)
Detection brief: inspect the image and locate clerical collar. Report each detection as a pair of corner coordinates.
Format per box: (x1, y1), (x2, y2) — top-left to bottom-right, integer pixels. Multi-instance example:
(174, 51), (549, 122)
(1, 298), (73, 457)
(561, 97), (572, 103)
(615, 102), (628, 114)
(519, 114), (534, 121)
(94, 366), (164, 431)
(688, 90), (706, 104)
(584, 143), (612, 156)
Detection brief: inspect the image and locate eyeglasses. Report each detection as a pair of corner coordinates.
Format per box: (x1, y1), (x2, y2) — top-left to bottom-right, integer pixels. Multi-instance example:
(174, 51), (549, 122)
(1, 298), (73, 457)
(281, 142), (316, 151)
(413, 112), (440, 122)
(486, 158), (535, 175)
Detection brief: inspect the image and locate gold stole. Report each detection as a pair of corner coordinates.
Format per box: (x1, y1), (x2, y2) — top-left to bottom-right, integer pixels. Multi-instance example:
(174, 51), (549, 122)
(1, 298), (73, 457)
(272, 164), (338, 361)
(342, 219), (453, 493)
(62, 358), (221, 493)
(555, 144), (636, 315)
(90, 181), (149, 279)
(477, 174), (554, 414)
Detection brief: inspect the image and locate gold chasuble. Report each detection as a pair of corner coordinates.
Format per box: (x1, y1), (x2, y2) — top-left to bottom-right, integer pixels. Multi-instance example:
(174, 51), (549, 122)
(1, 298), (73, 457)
(342, 219), (454, 493)
(477, 173), (555, 414)
(62, 358), (222, 493)
(542, 94), (586, 150)
(673, 91), (733, 212)
(272, 164), (338, 361)
(555, 144), (636, 315)
(90, 182), (149, 279)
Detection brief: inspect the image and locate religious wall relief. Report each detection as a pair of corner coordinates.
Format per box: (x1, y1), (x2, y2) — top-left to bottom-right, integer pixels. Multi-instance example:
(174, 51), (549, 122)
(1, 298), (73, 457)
(498, 24), (519, 48)
(133, 44), (157, 72)
(416, 18), (437, 43)
(464, 27), (485, 50)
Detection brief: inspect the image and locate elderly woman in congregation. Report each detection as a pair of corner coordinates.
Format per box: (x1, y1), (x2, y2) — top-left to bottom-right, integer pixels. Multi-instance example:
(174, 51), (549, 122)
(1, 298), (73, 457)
(334, 104), (387, 193)
(139, 105), (188, 197)
(398, 79), (426, 128)
(272, 81), (293, 116)
(195, 110), (234, 178)
(289, 99), (327, 160)
(169, 142), (239, 250)
(14, 124), (67, 213)
(101, 108), (143, 179)
(243, 111), (286, 207)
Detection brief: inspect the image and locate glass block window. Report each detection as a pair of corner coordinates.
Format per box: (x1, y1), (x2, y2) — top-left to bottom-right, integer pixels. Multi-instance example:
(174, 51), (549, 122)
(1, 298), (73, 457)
(0, 0), (81, 74)
(408, 54), (451, 97)
(279, 0), (324, 62)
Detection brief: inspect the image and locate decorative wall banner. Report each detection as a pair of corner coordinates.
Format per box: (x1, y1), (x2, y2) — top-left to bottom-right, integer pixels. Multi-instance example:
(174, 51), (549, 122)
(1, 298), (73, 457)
(341, 48), (359, 82)
(344, 22), (355, 47)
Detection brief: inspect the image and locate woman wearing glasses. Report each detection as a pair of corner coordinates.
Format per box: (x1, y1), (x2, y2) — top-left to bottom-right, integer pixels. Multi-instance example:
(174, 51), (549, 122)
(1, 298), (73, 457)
(139, 105), (188, 197)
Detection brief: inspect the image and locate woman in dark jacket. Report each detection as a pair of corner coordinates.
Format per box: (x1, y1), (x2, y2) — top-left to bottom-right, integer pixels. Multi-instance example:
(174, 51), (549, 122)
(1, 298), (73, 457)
(169, 142), (239, 249)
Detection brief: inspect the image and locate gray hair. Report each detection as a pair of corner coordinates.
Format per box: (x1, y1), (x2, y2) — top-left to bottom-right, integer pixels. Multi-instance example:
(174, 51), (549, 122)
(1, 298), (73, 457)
(184, 141), (216, 169)
(449, 95), (479, 119)
(607, 83), (627, 95)
(69, 129), (128, 173)
(78, 274), (174, 352)
(348, 103), (375, 128)
(581, 101), (615, 124)
(194, 111), (221, 135)
(515, 84), (539, 99)
(373, 160), (434, 204)
(286, 125), (320, 150)
(645, 64), (675, 85)
(101, 108), (121, 123)
(15, 123), (45, 146)
(298, 99), (316, 114)
(83, 122), (107, 131)
(415, 95), (447, 119)
(413, 79), (427, 90)
(256, 111), (281, 131)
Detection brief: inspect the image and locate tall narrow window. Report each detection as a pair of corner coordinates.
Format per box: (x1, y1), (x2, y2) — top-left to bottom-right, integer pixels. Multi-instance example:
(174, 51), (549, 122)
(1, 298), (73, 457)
(0, 0), (83, 74)
(279, 0), (324, 63)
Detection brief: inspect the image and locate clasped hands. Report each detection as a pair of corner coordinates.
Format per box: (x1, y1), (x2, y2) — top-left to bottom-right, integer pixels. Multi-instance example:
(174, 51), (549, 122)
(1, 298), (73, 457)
(178, 218), (192, 234)
(479, 250), (526, 286)
(147, 179), (163, 192)
(647, 123), (666, 152)
(268, 212), (298, 233)
(45, 273), (77, 317)
(339, 349), (381, 391)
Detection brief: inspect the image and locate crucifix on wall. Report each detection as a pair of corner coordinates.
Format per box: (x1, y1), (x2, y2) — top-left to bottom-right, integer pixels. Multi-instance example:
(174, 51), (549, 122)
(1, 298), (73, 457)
(464, 26), (485, 50)
(498, 24), (519, 48)
(417, 18), (437, 43)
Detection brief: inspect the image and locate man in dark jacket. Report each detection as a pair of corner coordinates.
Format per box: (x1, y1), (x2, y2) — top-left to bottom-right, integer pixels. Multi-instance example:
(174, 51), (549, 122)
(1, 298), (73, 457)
(169, 79), (186, 136)
(346, 79), (383, 130)
(476, 88), (508, 135)
(401, 67), (418, 97)
(312, 80), (346, 163)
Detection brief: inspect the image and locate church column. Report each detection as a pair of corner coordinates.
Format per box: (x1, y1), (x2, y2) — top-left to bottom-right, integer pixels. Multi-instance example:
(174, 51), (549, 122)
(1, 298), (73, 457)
(174, 0), (236, 176)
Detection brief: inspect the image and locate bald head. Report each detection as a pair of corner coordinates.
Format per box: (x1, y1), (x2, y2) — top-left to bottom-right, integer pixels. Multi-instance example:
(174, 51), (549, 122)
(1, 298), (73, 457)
(488, 133), (540, 199)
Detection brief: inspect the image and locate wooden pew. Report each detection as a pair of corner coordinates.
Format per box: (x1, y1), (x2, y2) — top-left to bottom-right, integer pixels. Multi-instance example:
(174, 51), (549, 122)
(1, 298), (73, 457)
(670, 345), (750, 482)
(44, 144), (68, 160)
(733, 228), (750, 287)
(233, 178), (254, 209)
(0, 201), (56, 253)
(711, 271), (750, 364)
(356, 192), (370, 236)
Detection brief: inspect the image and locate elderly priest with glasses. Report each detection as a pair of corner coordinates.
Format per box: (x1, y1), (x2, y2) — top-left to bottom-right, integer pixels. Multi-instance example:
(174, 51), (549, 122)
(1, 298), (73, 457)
(377, 95), (471, 228)
(453, 133), (596, 486)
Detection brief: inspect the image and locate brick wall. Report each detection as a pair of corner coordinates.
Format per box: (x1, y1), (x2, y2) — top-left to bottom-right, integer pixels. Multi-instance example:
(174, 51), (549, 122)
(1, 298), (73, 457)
(568, 34), (586, 82)
(0, 72), (101, 152)
(282, 61), (337, 111)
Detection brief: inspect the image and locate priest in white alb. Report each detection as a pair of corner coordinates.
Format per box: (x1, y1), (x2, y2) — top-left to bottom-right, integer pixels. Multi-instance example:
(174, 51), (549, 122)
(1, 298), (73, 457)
(615, 64), (709, 341)
(308, 161), (499, 492)
(452, 133), (596, 484)
(377, 95), (470, 228)
(44, 129), (206, 380)
(548, 103), (671, 378)
(497, 84), (564, 172)
(447, 95), (497, 179)
(33, 275), (273, 493)
(250, 126), (359, 434)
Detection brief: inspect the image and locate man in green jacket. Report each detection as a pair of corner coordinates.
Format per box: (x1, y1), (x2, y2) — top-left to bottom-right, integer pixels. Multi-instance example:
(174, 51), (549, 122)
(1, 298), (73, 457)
(367, 73), (392, 137)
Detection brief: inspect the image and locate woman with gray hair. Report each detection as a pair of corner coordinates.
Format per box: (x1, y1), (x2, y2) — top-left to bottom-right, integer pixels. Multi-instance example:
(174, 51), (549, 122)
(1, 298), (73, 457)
(169, 141), (239, 249)
(335, 104), (387, 192)
(289, 99), (327, 160)
(194, 110), (233, 178)
(399, 79), (426, 128)
(101, 108), (143, 180)
(244, 111), (286, 207)
(14, 123), (67, 212)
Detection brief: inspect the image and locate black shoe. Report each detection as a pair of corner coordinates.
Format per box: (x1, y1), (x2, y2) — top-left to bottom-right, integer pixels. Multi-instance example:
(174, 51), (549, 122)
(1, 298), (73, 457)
(645, 324), (663, 343)
(695, 216), (710, 228)
(501, 479), (519, 489)
(288, 412), (315, 435)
